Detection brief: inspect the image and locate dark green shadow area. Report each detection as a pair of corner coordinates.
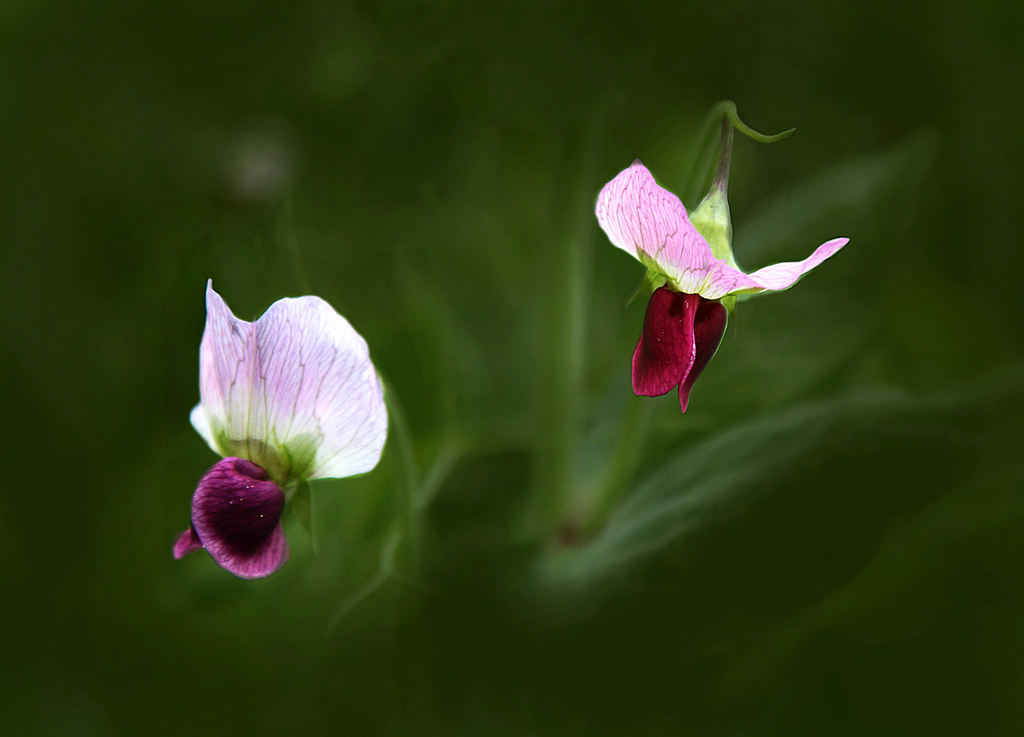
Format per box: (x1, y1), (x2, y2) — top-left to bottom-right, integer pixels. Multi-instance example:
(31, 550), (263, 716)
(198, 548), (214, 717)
(3, 0), (1023, 734)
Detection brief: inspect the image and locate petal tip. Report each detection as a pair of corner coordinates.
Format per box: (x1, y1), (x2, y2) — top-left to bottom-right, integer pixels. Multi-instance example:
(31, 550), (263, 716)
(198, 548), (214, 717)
(173, 528), (203, 559)
(204, 280), (239, 320)
(678, 386), (691, 413)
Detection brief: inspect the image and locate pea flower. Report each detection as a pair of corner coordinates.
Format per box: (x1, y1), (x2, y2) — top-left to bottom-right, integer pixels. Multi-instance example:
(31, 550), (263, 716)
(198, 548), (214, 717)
(173, 281), (388, 579)
(595, 123), (848, 413)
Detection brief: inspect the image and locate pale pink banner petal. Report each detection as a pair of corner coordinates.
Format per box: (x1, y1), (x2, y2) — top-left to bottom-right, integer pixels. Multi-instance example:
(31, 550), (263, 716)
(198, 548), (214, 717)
(253, 294), (387, 479)
(196, 281), (387, 481)
(195, 284), (255, 457)
(595, 161), (716, 293)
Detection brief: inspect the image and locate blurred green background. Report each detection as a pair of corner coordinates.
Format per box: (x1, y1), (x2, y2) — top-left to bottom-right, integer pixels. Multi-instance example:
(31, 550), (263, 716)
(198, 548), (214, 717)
(4, 0), (1024, 734)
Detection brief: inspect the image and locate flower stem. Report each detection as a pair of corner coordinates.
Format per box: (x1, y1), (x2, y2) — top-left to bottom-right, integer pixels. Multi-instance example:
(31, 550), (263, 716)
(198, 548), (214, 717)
(713, 116), (734, 197)
(532, 128), (599, 540)
(539, 201), (589, 535)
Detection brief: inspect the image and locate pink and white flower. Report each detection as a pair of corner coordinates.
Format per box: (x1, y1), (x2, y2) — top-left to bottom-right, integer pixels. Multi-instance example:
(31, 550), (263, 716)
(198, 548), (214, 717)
(173, 281), (388, 579)
(596, 160), (848, 412)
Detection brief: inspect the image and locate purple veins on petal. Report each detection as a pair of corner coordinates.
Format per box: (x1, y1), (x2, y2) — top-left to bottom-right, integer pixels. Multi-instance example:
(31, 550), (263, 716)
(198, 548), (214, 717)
(595, 161), (849, 300)
(189, 457), (289, 580)
(595, 161), (717, 294)
(192, 281), (388, 482)
(596, 156), (850, 414)
(698, 237), (850, 299)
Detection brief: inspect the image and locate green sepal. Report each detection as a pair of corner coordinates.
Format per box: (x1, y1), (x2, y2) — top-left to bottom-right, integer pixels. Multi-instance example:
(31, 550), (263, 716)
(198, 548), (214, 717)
(210, 421), (318, 488)
(690, 186), (736, 267)
(626, 266), (669, 306)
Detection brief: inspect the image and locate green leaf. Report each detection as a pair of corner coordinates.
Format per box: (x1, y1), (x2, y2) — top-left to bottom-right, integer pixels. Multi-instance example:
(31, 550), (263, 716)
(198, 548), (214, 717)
(540, 374), (1022, 591)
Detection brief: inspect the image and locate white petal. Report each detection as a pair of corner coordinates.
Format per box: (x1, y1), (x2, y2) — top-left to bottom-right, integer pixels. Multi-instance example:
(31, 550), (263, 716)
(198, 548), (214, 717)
(196, 282), (253, 453)
(197, 281), (387, 481)
(189, 403), (221, 455)
(595, 161), (717, 292)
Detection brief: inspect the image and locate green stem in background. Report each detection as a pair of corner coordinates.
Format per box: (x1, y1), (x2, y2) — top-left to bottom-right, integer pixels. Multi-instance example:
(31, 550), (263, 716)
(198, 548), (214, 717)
(583, 398), (652, 536)
(533, 128), (599, 539)
(540, 203), (590, 535)
(326, 384), (463, 630)
(414, 437), (464, 513)
(327, 526), (402, 632)
(381, 377), (420, 579)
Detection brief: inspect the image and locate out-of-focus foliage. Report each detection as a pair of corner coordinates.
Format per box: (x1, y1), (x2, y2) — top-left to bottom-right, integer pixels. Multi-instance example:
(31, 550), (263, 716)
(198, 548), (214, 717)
(3, 0), (1023, 735)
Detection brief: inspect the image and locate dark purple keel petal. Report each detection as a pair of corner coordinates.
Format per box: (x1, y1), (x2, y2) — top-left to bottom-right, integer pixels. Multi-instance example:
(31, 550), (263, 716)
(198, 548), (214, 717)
(632, 287), (699, 397)
(678, 297), (728, 413)
(210, 524), (289, 580)
(190, 457), (289, 580)
(172, 527), (203, 559)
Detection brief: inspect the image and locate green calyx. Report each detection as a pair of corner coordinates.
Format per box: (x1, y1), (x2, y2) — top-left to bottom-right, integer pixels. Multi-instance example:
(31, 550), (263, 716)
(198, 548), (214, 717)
(691, 184), (735, 267)
(211, 422), (319, 487)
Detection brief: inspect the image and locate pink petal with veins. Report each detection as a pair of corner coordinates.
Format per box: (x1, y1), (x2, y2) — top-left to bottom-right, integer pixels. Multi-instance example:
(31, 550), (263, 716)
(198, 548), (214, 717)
(192, 281), (388, 481)
(698, 238), (849, 299)
(596, 161), (717, 294)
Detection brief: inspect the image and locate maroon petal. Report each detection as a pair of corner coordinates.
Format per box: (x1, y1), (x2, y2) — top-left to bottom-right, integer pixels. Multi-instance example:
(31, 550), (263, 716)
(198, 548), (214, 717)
(172, 527), (203, 559)
(632, 287), (699, 397)
(678, 297), (728, 413)
(190, 457), (289, 579)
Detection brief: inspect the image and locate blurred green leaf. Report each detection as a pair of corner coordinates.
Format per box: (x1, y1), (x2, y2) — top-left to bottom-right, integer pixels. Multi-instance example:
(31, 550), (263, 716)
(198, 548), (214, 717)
(5, 0), (1024, 733)
(542, 372), (1022, 590)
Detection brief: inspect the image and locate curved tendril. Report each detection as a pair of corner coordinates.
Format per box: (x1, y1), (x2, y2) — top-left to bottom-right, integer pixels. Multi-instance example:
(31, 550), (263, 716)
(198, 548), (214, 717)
(711, 100), (796, 143)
